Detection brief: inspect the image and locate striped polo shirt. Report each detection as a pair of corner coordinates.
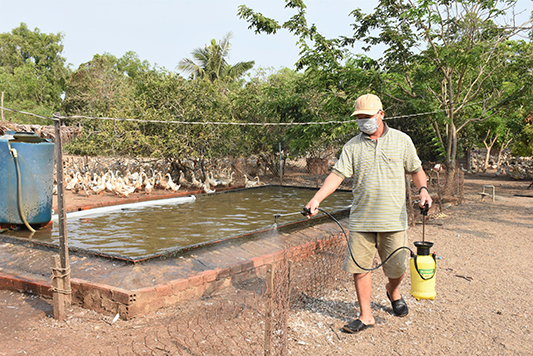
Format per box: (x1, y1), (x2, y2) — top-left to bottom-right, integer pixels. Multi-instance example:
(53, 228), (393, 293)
(332, 124), (422, 232)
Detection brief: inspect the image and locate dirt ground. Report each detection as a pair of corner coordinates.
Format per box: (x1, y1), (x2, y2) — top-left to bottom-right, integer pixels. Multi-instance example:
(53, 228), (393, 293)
(1, 171), (533, 355)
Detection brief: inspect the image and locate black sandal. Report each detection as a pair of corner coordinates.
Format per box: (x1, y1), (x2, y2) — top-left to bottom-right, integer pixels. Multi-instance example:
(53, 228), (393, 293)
(387, 291), (409, 317)
(342, 319), (374, 333)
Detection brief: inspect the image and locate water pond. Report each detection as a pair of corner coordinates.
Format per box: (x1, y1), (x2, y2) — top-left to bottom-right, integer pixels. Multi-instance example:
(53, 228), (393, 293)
(6, 186), (353, 260)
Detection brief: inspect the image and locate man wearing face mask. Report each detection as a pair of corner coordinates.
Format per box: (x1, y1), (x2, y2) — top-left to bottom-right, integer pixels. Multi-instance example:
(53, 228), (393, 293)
(304, 93), (432, 333)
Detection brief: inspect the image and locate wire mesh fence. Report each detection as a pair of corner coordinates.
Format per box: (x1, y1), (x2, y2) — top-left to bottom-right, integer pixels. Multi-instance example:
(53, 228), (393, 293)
(110, 234), (351, 356)
(119, 292), (267, 355)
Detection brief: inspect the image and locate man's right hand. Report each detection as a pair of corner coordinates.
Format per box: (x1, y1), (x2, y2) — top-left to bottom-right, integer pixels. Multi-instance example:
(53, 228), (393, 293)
(304, 199), (320, 219)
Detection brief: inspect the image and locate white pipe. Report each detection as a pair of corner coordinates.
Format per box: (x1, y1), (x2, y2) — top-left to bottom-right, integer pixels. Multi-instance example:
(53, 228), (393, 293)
(51, 195), (196, 221)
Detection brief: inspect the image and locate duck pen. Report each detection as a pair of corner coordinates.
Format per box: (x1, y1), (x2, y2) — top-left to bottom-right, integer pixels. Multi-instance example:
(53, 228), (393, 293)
(1, 152), (352, 319)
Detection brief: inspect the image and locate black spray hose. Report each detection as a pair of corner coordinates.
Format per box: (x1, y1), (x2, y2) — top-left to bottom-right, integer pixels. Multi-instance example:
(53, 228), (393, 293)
(302, 207), (413, 272)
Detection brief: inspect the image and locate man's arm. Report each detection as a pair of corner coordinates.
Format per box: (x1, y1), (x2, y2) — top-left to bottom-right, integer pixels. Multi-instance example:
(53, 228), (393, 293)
(411, 169), (432, 208)
(304, 172), (344, 218)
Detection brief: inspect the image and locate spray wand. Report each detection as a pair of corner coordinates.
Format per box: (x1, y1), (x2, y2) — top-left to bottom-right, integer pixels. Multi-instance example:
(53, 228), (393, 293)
(274, 211), (307, 224)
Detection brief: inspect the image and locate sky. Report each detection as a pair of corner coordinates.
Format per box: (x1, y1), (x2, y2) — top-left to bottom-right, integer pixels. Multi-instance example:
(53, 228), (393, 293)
(0, 0), (532, 74)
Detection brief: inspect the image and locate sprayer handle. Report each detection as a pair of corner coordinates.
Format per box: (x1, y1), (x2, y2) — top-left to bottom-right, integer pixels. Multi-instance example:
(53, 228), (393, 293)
(301, 207), (312, 217)
(420, 202), (429, 216)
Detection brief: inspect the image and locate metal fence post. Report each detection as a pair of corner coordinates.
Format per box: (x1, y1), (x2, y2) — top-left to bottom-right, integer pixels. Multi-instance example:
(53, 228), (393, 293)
(279, 142), (283, 185)
(264, 263), (274, 356)
(1, 92), (4, 121)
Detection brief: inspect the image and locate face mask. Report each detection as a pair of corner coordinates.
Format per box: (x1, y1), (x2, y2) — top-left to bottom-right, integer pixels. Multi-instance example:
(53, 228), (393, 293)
(357, 117), (381, 134)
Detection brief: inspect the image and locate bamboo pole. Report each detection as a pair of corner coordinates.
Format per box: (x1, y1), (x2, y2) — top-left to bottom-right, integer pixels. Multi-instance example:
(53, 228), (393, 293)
(51, 255), (65, 320)
(53, 116), (71, 307)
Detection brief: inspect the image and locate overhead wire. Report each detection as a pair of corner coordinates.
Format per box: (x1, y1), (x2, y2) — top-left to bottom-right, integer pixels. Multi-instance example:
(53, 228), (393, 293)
(1, 100), (485, 126)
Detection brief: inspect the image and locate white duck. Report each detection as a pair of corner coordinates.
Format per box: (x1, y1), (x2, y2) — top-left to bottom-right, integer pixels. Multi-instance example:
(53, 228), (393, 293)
(244, 174), (260, 188)
(115, 179), (136, 197)
(133, 173), (144, 192)
(65, 172), (80, 190)
(167, 173), (181, 192)
(144, 175), (155, 195)
(219, 171), (235, 187)
(205, 171), (219, 187)
(105, 171), (115, 193)
(202, 181), (216, 194)
(92, 174), (106, 195)
(178, 170), (189, 187)
(158, 171), (170, 190)
(191, 171), (203, 189)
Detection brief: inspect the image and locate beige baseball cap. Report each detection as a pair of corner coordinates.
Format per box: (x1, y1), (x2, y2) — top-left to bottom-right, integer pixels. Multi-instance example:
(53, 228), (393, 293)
(351, 94), (383, 116)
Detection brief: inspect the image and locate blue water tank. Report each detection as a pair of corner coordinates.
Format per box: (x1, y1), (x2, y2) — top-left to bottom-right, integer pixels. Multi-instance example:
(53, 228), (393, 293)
(0, 131), (55, 226)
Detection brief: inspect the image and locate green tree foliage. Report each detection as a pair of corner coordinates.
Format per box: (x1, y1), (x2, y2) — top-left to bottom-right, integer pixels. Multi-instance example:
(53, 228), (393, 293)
(283, 56), (369, 159)
(347, 0), (532, 181)
(134, 70), (239, 161)
(239, 0), (533, 175)
(177, 32), (255, 83)
(239, 1), (346, 72)
(63, 53), (135, 117)
(238, 3), (372, 160)
(62, 52), (149, 157)
(0, 23), (69, 123)
(231, 68), (302, 175)
(504, 40), (533, 155)
(512, 123), (533, 156)
(63, 54), (243, 177)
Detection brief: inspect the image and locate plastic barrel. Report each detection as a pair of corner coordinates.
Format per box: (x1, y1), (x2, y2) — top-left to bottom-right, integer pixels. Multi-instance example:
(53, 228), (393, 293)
(0, 132), (55, 226)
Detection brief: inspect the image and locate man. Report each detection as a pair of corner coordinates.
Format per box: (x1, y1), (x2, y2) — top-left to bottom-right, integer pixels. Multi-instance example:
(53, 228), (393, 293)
(304, 93), (432, 333)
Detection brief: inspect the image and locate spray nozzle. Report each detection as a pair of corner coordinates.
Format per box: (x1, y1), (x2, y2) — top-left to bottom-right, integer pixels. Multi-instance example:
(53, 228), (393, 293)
(301, 207), (312, 217)
(420, 202), (429, 216)
(274, 210), (305, 223)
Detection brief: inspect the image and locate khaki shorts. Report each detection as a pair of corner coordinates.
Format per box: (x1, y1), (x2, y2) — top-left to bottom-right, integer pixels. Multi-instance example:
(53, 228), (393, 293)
(342, 231), (408, 279)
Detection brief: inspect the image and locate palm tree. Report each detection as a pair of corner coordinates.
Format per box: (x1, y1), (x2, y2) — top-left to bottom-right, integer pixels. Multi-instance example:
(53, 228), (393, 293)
(178, 32), (254, 82)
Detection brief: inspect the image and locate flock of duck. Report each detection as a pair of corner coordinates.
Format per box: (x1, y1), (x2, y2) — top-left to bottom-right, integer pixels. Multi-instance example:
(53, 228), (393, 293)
(464, 150), (533, 182)
(58, 156), (262, 197)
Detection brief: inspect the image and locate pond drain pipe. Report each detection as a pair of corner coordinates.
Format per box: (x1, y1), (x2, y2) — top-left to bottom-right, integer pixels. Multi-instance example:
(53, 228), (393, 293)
(9, 146), (36, 232)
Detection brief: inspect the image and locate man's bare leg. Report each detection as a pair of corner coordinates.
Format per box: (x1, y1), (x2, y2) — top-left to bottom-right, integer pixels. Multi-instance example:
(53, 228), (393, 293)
(385, 273), (405, 301)
(353, 272), (375, 325)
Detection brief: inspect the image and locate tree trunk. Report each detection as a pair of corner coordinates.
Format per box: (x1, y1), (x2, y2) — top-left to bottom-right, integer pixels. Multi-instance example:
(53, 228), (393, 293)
(444, 121), (457, 194)
(306, 158), (328, 175)
(482, 129), (498, 172)
(496, 130), (512, 170)
(466, 149), (472, 171)
(259, 152), (282, 178)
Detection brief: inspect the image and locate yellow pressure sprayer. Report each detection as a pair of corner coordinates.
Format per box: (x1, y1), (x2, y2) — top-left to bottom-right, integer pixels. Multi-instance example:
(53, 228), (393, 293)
(410, 203), (437, 300)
